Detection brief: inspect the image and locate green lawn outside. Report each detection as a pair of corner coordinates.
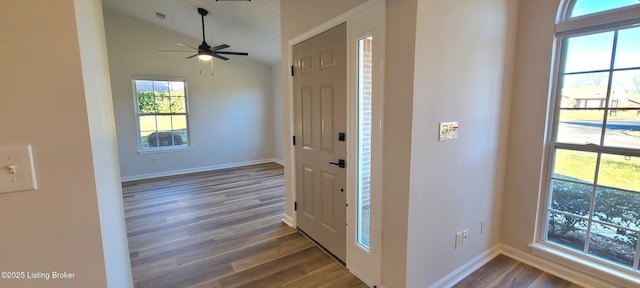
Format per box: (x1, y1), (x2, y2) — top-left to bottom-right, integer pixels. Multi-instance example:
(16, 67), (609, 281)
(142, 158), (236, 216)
(555, 150), (640, 191)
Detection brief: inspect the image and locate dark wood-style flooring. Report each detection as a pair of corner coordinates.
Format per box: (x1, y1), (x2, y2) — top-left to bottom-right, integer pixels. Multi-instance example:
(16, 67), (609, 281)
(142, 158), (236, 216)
(122, 163), (367, 288)
(123, 162), (581, 288)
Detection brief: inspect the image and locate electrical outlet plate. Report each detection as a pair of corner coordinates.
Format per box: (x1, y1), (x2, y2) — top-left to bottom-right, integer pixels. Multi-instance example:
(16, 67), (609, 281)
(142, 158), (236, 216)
(455, 231), (463, 249)
(439, 122), (459, 141)
(462, 229), (469, 245)
(0, 145), (37, 194)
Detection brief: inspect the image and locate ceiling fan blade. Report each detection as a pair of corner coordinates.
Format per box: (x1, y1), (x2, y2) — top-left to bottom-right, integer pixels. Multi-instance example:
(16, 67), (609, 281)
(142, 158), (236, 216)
(216, 51), (249, 56)
(186, 54), (199, 59)
(173, 42), (199, 50)
(157, 49), (195, 52)
(213, 54), (229, 61)
(213, 44), (230, 51)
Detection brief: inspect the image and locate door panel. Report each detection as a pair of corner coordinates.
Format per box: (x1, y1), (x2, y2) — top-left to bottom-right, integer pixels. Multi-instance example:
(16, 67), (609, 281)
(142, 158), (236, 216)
(301, 86), (314, 149)
(302, 165), (315, 217)
(321, 171), (336, 229)
(294, 22), (347, 262)
(321, 84), (335, 151)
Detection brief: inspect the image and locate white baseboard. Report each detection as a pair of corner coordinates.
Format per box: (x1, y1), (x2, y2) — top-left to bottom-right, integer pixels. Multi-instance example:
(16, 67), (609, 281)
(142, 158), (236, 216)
(429, 245), (500, 288)
(121, 158), (281, 182)
(281, 214), (294, 227)
(273, 158), (285, 166)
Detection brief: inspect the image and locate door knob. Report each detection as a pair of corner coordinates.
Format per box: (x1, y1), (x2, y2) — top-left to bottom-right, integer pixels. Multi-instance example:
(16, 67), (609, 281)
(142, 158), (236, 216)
(329, 159), (346, 168)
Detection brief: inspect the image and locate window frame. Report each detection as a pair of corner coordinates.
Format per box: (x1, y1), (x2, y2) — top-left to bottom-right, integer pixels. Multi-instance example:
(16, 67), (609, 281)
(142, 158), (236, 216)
(535, 0), (640, 284)
(132, 75), (191, 153)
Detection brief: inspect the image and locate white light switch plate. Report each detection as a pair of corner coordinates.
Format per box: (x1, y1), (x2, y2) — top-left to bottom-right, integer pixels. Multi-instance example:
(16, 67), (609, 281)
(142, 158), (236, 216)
(0, 145), (38, 194)
(439, 122), (459, 141)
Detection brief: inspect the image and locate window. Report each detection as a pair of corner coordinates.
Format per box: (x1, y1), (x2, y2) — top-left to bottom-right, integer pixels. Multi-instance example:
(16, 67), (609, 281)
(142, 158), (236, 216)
(569, 0), (639, 18)
(133, 76), (190, 151)
(357, 36), (373, 250)
(544, 1), (640, 271)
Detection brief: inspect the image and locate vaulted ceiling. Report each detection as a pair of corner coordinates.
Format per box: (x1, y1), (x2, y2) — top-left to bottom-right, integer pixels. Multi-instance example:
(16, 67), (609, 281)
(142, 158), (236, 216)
(101, 0), (281, 65)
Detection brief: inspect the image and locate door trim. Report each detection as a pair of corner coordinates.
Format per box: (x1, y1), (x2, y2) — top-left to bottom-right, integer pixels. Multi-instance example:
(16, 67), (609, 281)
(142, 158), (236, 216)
(283, 0), (385, 286)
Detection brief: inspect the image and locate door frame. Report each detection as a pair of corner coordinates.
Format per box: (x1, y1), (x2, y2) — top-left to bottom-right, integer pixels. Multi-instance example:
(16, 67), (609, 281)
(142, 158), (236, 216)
(283, 0), (385, 286)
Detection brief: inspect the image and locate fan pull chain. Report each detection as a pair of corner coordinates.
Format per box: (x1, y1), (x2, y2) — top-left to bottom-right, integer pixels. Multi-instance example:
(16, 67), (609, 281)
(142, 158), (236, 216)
(210, 59), (214, 76)
(198, 58), (203, 74)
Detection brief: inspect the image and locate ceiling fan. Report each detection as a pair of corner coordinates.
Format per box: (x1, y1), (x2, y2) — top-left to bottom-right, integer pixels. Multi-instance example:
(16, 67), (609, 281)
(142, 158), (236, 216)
(158, 7), (248, 61)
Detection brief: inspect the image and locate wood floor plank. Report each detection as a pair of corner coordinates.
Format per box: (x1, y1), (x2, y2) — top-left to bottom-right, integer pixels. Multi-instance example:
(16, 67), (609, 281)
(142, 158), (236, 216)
(123, 163), (367, 288)
(454, 254), (582, 288)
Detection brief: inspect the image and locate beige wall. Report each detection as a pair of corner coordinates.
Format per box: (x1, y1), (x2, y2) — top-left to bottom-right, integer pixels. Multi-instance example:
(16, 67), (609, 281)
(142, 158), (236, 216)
(104, 8), (276, 180)
(381, 0), (417, 287)
(501, 0), (560, 254)
(405, 0), (518, 286)
(0, 1), (110, 287)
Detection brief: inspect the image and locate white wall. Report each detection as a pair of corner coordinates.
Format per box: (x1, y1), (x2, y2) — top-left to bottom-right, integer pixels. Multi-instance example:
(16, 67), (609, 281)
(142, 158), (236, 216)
(103, 8), (276, 180)
(0, 1), (110, 287)
(272, 62), (284, 162)
(405, 0), (518, 286)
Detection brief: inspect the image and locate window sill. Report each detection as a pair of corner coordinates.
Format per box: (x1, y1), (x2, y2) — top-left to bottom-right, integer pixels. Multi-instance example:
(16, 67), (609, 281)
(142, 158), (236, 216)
(529, 242), (640, 287)
(137, 146), (193, 155)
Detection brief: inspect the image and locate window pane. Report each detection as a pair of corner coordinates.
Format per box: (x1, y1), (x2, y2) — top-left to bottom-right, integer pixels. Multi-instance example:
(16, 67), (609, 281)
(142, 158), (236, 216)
(614, 27), (640, 69)
(357, 36), (373, 250)
(564, 32), (614, 73)
(170, 97), (186, 113)
(550, 180), (593, 216)
(570, 0), (640, 18)
(141, 131), (154, 148)
(588, 223), (637, 267)
(156, 115), (173, 131)
(139, 115), (157, 132)
(136, 80), (153, 93)
(597, 154), (640, 191)
(547, 212), (587, 252)
(595, 187), (640, 230)
(171, 115), (187, 130)
(172, 130), (187, 146)
(561, 72), (610, 109)
(170, 81), (185, 96)
(604, 117), (640, 149)
(610, 70), (640, 109)
(156, 96), (172, 113)
(553, 150), (598, 183)
(153, 81), (170, 96)
(138, 91), (156, 113)
(557, 109), (604, 145)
